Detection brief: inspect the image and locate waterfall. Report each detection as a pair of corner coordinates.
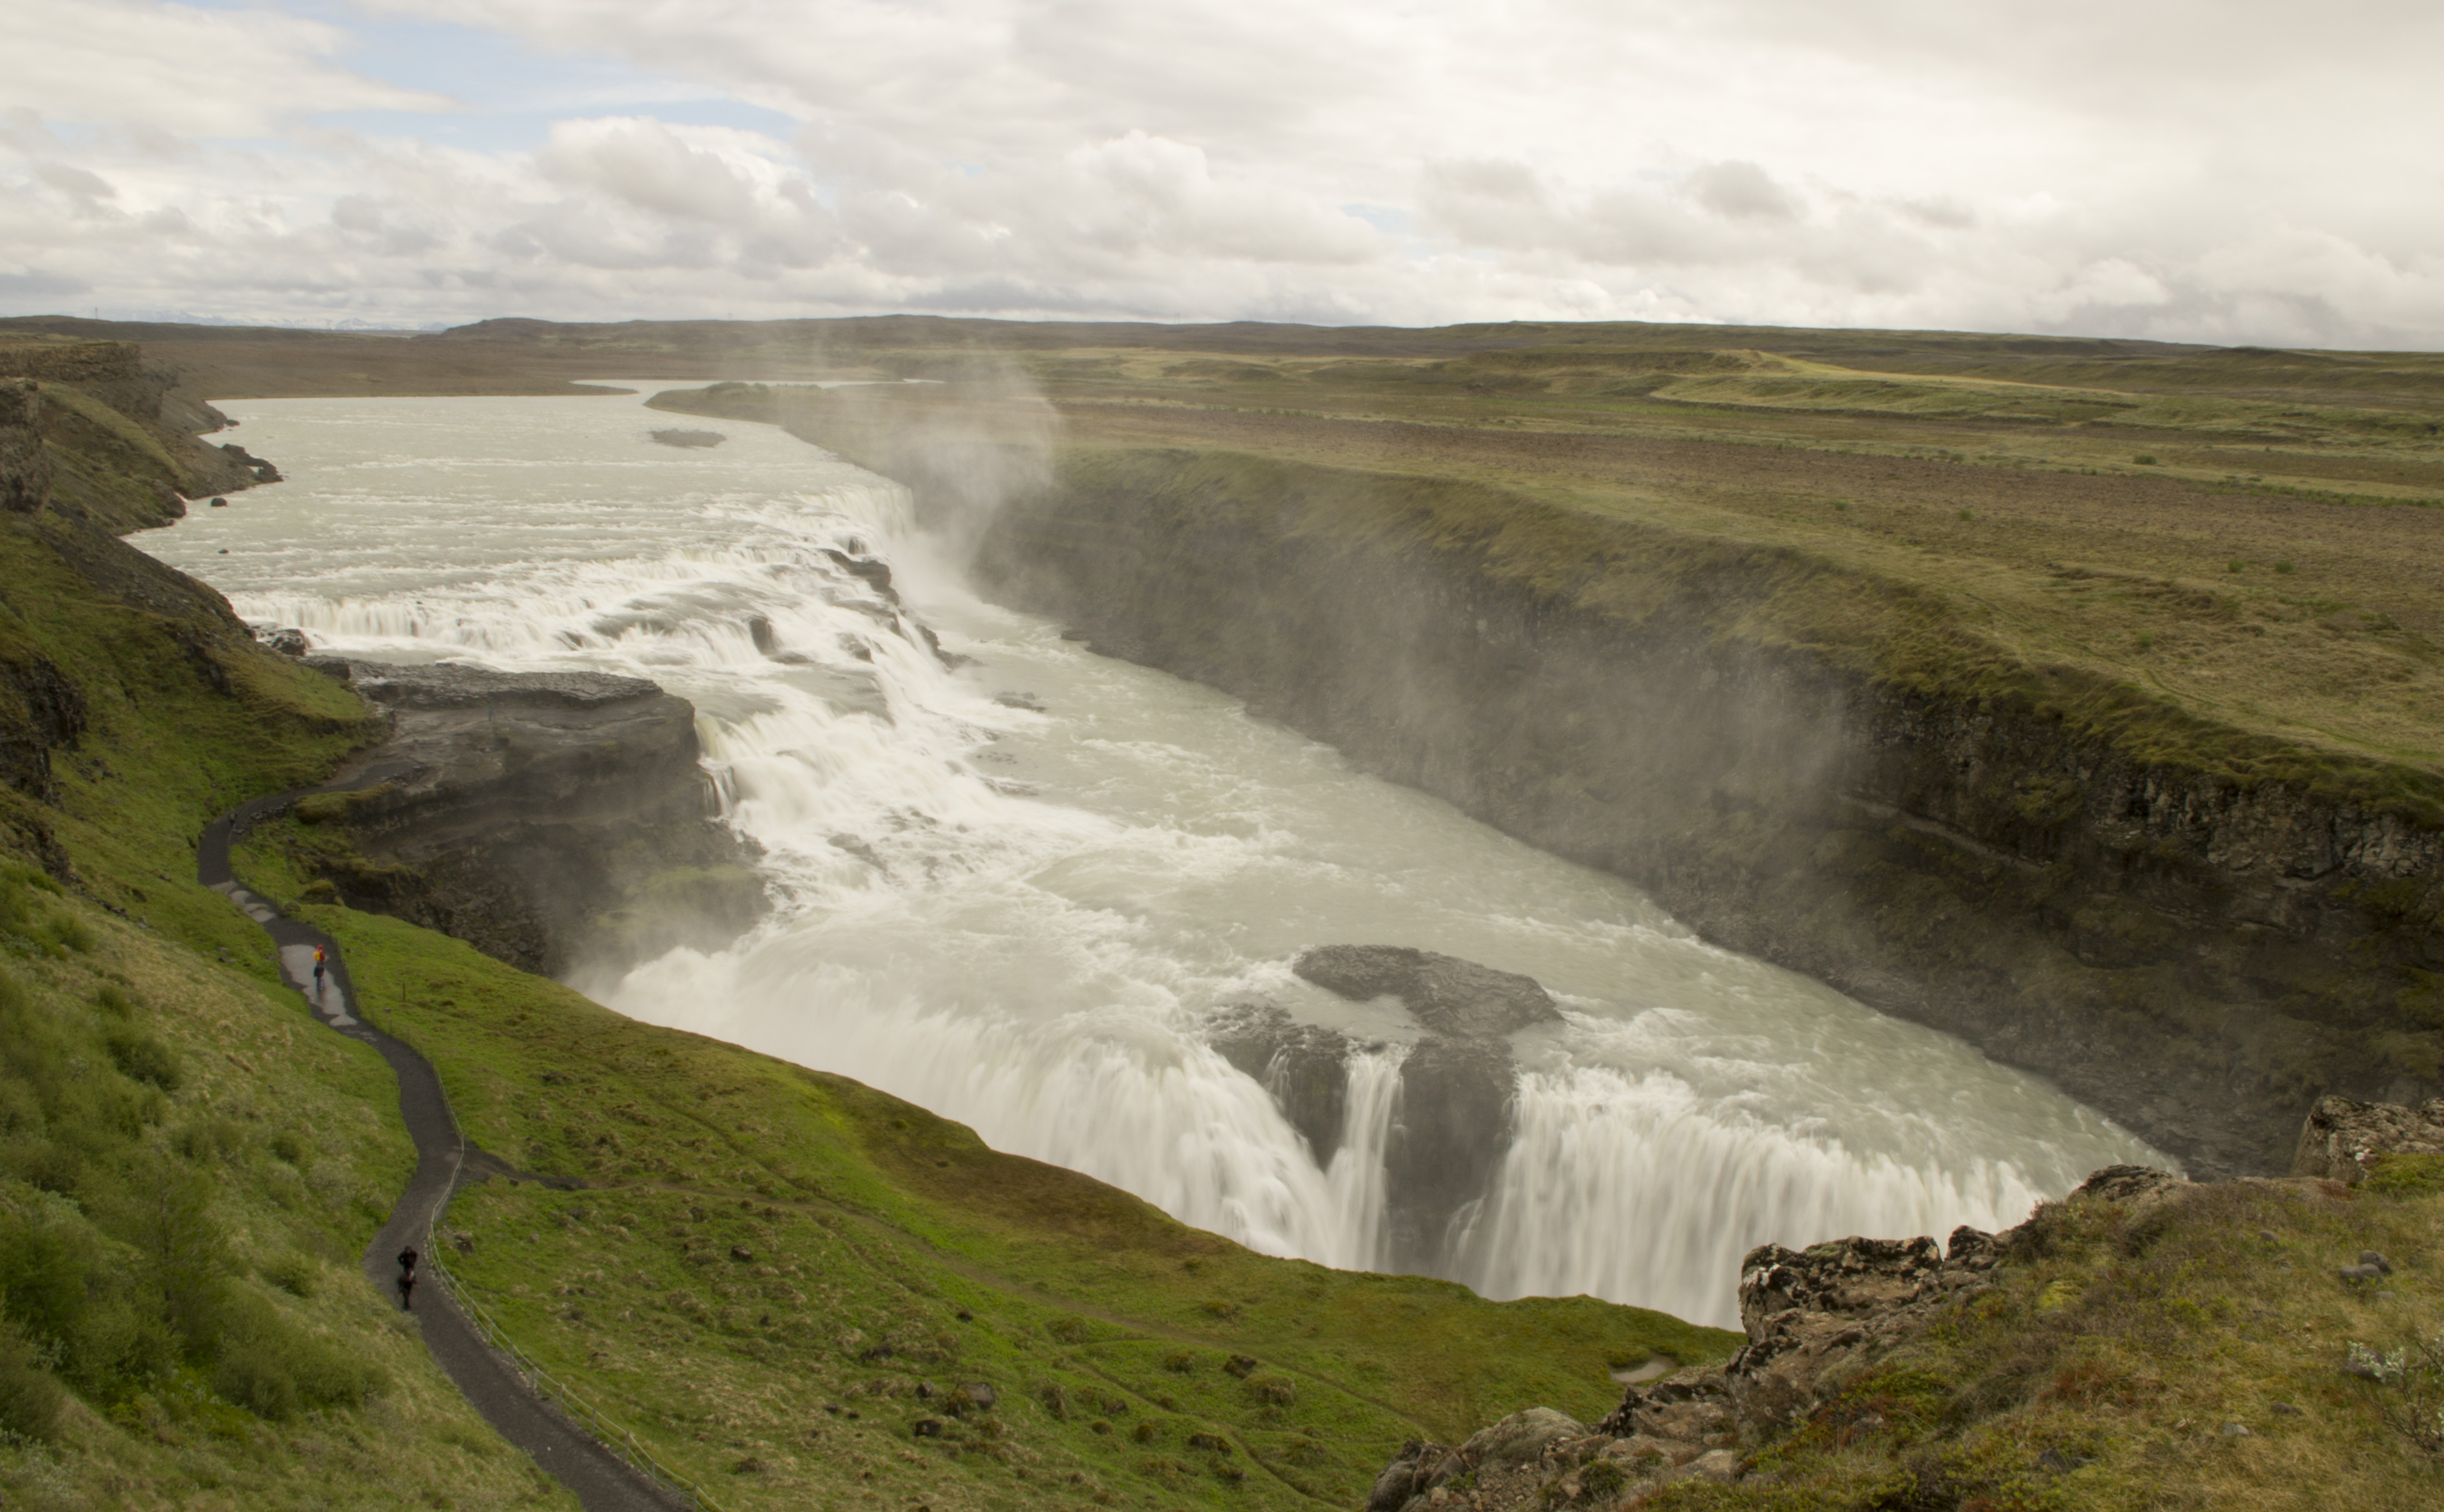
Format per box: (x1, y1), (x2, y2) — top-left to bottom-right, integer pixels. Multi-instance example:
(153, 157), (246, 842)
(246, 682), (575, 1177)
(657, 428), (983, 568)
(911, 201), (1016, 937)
(138, 389), (2171, 1328)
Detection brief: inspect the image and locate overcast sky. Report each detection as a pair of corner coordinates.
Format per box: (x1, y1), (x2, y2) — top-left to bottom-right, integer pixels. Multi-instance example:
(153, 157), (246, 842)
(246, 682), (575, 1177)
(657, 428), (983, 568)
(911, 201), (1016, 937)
(5, 0), (2439, 345)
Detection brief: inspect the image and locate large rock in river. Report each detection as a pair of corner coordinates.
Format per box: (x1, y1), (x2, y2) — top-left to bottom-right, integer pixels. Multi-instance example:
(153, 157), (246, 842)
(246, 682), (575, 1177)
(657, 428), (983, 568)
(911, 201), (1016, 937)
(282, 659), (766, 976)
(1289, 943), (1564, 1274)
(1207, 1003), (1352, 1165)
(1292, 944), (1561, 1037)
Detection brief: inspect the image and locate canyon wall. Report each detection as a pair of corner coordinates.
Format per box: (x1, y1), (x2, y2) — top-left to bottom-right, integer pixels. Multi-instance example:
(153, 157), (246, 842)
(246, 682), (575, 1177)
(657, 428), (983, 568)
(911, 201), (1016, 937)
(972, 447), (2444, 1178)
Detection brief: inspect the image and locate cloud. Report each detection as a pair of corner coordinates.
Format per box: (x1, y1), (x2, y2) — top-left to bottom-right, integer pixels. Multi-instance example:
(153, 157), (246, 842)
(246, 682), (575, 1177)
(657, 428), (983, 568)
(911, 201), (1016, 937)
(0, 0), (2439, 345)
(0, 270), (91, 298)
(2, 0), (449, 139)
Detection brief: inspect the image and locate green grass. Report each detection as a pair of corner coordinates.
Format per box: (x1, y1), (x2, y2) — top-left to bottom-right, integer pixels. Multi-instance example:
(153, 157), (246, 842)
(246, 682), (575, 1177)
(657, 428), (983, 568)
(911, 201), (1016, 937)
(218, 864), (1729, 1512)
(1645, 1179), (2444, 1511)
(0, 861), (575, 1509)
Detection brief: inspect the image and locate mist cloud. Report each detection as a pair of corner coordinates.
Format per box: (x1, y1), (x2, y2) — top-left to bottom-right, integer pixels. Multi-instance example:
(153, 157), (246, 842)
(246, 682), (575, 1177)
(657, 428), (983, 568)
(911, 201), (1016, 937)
(3, 0), (2440, 346)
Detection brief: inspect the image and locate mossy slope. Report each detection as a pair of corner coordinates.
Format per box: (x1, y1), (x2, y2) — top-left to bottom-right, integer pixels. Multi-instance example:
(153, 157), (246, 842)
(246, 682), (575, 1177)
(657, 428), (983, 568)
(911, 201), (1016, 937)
(223, 843), (1728, 1512)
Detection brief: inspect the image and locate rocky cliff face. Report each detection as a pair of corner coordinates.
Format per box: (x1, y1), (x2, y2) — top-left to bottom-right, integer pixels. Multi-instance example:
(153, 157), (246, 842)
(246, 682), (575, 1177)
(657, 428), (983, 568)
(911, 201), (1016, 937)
(978, 449), (2444, 1178)
(0, 337), (263, 531)
(273, 657), (766, 977)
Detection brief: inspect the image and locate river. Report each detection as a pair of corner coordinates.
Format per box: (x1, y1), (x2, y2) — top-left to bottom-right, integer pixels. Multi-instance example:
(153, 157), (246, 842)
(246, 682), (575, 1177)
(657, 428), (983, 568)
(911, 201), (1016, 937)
(137, 385), (2168, 1328)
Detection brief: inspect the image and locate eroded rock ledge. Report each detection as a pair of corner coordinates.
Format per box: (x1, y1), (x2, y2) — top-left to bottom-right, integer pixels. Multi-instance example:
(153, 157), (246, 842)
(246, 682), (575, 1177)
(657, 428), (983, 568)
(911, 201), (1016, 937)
(272, 655), (766, 976)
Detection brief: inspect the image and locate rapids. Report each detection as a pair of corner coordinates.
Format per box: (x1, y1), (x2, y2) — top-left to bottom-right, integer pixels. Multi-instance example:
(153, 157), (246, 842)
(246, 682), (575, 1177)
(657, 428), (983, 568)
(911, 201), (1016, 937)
(138, 387), (2170, 1328)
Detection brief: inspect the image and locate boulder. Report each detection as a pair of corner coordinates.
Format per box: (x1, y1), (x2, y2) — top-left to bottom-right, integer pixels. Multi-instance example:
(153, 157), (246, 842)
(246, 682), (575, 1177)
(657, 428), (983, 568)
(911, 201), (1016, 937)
(1454, 1407), (1587, 1469)
(1208, 1004), (1353, 1164)
(2291, 1095), (2444, 1183)
(1292, 944), (1561, 1038)
(1386, 1033), (1516, 1272)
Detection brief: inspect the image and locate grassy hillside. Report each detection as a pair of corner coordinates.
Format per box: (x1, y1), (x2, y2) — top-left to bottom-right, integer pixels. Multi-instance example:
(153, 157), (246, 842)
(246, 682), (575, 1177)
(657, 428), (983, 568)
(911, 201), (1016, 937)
(0, 481), (582, 1504)
(227, 828), (1727, 1511)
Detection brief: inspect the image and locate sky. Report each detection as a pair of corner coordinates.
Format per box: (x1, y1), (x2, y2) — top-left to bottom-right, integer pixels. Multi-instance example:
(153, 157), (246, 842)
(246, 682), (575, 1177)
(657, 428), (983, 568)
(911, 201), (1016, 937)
(4, 0), (2440, 345)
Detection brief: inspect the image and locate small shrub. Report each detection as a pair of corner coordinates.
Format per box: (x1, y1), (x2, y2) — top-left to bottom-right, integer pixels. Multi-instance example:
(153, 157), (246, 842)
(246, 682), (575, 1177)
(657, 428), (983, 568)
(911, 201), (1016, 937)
(1161, 1350), (1198, 1373)
(1957, 508), (1974, 522)
(2275, 560), (2296, 574)
(0, 1323), (62, 1441)
(2133, 454), (2159, 465)
(1583, 1459), (1627, 1498)
(41, 917), (94, 956)
(105, 1030), (182, 1092)
(262, 1252), (319, 1299)
(95, 984), (135, 1018)
(1132, 1419), (1160, 1444)
(2348, 1330), (2444, 1456)
(2228, 559), (2246, 573)
(268, 1130), (307, 1168)
(1833, 500), (1850, 512)
(1034, 1380), (1068, 1420)
(1045, 1315), (1088, 1344)
(2134, 631), (2155, 650)
(1246, 1372), (1295, 1406)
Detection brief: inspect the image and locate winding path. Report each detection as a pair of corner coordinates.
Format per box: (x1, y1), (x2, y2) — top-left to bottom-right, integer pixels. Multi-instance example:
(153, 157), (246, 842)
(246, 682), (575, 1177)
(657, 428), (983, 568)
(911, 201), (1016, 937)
(200, 785), (688, 1512)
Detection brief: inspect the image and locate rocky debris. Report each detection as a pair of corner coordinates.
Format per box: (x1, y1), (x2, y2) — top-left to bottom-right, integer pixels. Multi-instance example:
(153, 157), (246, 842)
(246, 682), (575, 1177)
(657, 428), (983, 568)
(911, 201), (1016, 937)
(217, 441), (281, 483)
(1721, 1226), (2012, 1433)
(251, 625), (310, 658)
(1206, 1003), (1353, 1164)
(992, 691), (1046, 712)
(821, 547), (898, 604)
(1362, 1163), (2193, 1509)
(276, 659), (767, 975)
(2291, 1095), (2444, 1183)
(1292, 944), (1561, 1038)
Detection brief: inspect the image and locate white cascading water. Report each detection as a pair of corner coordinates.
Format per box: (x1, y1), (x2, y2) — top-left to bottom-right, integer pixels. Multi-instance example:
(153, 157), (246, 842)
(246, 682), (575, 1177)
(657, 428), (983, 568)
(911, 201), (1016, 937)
(140, 387), (2171, 1328)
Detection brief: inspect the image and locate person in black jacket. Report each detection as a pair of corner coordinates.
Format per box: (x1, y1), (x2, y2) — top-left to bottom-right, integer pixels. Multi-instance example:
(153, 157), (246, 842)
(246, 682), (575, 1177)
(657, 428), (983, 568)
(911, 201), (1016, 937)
(396, 1246), (419, 1310)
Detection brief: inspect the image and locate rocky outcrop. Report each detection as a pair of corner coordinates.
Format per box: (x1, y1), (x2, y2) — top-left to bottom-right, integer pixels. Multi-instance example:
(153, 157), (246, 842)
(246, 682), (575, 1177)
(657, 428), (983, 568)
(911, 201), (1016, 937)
(2290, 1094), (2444, 1182)
(272, 658), (766, 976)
(976, 449), (2444, 1178)
(1, 380), (53, 513)
(0, 337), (266, 529)
(1292, 945), (1559, 1038)
(1275, 945), (1563, 1271)
(1365, 1163), (2189, 1510)
(1208, 1003), (1353, 1163)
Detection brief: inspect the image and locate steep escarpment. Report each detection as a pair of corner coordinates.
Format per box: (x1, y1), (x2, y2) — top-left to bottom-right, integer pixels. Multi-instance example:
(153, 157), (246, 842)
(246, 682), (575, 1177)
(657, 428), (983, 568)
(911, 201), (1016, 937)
(975, 447), (2444, 1179)
(249, 656), (767, 976)
(0, 336), (270, 531)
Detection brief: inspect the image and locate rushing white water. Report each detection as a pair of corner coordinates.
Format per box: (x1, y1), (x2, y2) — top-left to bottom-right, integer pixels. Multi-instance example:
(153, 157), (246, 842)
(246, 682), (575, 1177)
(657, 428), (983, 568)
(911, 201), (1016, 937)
(140, 387), (2171, 1328)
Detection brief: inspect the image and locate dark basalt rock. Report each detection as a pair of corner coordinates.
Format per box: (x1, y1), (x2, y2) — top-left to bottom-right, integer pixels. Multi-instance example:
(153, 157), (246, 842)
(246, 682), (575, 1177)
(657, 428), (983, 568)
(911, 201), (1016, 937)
(1291, 943), (1561, 1272)
(286, 659), (767, 976)
(1293, 944), (1561, 1038)
(649, 428), (725, 449)
(1207, 1003), (1352, 1163)
(1386, 1033), (1516, 1272)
